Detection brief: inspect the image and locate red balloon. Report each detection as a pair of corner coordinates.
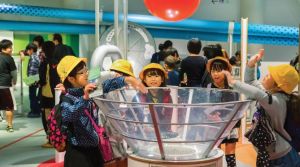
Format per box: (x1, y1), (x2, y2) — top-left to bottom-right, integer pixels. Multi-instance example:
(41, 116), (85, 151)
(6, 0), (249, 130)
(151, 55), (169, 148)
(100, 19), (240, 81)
(144, 0), (201, 21)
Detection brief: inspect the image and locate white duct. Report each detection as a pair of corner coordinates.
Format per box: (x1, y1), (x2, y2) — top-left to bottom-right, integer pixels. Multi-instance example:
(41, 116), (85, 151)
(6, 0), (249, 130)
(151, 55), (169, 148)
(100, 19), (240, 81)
(90, 44), (123, 70)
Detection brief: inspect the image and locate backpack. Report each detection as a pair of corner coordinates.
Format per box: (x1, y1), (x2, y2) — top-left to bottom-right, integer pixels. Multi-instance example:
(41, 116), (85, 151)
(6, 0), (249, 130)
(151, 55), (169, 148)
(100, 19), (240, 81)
(244, 93), (276, 166)
(47, 95), (73, 152)
(284, 92), (300, 152)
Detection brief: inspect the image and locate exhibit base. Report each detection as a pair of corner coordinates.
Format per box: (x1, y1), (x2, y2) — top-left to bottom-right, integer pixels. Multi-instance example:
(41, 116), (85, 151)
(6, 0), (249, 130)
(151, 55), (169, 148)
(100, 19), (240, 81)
(128, 149), (223, 167)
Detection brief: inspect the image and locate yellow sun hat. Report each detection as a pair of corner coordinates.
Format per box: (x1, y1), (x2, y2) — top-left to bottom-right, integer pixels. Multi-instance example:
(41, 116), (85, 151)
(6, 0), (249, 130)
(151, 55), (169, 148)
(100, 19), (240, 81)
(57, 55), (87, 83)
(206, 56), (232, 73)
(268, 64), (299, 94)
(139, 63), (167, 80)
(110, 59), (135, 77)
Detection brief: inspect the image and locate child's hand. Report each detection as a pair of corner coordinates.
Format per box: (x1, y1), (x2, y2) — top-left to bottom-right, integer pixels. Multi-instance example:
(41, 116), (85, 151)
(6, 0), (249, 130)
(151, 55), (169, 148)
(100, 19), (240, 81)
(19, 51), (25, 61)
(222, 70), (236, 86)
(56, 83), (66, 94)
(125, 77), (148, 94)
(248, 49), (264, 68)
(83, 83), (97, 100)
(207, 112), (222, 121)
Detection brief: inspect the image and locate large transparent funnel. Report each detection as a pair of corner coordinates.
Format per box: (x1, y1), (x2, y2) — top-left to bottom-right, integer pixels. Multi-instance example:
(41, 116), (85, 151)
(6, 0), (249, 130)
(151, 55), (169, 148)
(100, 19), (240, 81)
(93, 87), (250, 161)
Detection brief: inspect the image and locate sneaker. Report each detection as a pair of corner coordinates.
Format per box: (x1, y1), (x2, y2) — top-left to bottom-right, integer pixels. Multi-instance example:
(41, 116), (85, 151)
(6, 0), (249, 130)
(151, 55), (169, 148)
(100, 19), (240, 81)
(6, 126), (14, 132)
(41, 142), (53, 148)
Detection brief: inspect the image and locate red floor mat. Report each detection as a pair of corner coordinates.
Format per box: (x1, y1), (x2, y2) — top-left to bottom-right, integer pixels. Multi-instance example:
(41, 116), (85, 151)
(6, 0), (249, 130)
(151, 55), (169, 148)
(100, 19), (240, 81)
(37, 159), (64, 167)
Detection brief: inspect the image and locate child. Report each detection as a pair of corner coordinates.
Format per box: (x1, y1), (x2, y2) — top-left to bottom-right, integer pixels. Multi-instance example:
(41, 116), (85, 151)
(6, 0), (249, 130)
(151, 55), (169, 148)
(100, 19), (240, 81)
(223, 49), (300, 166)
(56, 56), (145, 167)
(131, 63), (173, 132)
(165, 47), (181, 71)
(206, 56), (239, 167)
(164, 56), (180, 86)
(0, 39), (17, 132)
(21, 43), (42, 118)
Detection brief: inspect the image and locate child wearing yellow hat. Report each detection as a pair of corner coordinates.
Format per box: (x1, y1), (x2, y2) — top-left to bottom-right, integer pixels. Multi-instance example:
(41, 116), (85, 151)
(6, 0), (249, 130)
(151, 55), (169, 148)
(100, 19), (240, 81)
(223, 49), (300, 166)
(206, 56), (239, 167)
(56, 56), (145, 167)
(130, 63), (173, 132)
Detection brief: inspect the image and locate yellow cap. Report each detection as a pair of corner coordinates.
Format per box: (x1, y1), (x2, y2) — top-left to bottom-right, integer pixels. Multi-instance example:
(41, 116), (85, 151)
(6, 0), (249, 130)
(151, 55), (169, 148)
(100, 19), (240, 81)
(268, 64), (299, 94)
(206, 56), (232, 73)
(139, 63), (167, 80)
(110, 59), (134, 77)
(57, 55), (87, 83)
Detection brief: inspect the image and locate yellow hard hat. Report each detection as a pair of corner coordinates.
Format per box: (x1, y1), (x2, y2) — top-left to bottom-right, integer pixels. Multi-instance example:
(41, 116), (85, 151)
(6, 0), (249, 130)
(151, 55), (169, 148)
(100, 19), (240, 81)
(57, 55), (87, 83)
(139, 63), (167, 80)
(206, 56), (232, 72)
(268, 64), (299, 94)
(110, 59), (134, 77)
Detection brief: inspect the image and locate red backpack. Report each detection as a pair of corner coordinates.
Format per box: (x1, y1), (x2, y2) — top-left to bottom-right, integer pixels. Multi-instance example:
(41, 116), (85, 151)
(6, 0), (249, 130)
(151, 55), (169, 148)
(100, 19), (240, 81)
(47, 96), (72, 152)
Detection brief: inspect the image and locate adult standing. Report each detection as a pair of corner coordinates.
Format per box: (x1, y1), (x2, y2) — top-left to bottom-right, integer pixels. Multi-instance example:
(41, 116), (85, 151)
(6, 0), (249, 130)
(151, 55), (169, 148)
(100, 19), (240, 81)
(39, 41), (59, 147)
(52, 33), (75, 65)
(150, 43), (165, 64)
(179, 38), (206, 87)
(0, 39), (17, 132)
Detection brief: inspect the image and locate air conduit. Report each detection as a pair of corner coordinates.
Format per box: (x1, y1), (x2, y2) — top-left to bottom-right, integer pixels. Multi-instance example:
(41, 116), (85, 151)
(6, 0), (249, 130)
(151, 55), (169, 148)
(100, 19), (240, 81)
(0, 3), (298, 46)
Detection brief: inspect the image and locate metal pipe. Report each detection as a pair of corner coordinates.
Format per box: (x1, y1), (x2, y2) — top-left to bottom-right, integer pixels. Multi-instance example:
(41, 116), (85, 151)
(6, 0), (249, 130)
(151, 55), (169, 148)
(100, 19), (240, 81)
(228, 22), (235, 57)
(240, 18), (248, 144)
(114, 0), (119, 47)
(0, 20), (297, 46)
(149, 104), (165, 160)
(0, 20), (94, 34)
(95, 0), (100, 47)
(240, 18), (248, 84)
(122, 0), (128, 59)
(1, 4), (298, 39)
(20, 56), (23, 114)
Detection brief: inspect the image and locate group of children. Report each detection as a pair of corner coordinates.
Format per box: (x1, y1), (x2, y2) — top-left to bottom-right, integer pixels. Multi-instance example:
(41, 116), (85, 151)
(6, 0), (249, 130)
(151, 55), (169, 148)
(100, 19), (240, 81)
(50, 37), (300, 167)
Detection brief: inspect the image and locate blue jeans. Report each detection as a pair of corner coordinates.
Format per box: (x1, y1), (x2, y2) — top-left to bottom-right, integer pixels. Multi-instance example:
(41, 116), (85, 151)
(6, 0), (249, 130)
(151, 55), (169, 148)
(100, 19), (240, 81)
(269, 148), (300, 167)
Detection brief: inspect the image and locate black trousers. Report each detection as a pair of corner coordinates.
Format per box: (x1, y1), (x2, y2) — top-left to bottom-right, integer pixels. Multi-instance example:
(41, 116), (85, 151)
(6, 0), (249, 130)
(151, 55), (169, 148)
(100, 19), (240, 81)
(65, 144), (104, 167)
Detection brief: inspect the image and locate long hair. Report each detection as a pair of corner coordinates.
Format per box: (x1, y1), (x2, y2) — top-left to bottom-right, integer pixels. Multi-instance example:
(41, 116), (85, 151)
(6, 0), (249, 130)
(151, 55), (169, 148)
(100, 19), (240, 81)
(42, 41), (55, 63)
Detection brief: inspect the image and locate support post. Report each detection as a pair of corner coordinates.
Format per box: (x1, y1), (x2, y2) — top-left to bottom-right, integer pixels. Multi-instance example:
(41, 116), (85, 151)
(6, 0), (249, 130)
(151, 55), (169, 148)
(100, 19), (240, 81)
(240, 18), (248, 144)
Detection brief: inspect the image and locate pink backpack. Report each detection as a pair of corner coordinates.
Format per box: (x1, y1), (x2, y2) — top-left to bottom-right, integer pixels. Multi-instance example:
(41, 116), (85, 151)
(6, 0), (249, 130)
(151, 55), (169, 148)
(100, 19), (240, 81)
(47, 96), (72, 152)
(84, 109), (113, 162)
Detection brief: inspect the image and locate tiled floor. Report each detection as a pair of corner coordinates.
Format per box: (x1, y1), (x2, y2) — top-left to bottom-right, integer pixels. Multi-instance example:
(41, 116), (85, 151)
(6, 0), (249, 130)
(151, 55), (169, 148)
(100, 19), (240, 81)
(0, 115), (54, 167)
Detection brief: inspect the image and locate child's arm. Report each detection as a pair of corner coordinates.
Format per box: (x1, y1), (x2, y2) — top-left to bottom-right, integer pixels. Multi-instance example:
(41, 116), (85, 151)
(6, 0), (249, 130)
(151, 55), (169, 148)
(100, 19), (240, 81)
(223, 70), (284, 115)
(244, 49), (264, 87)
(60, 84), (96, 122)
(102, 76), (147, 94)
